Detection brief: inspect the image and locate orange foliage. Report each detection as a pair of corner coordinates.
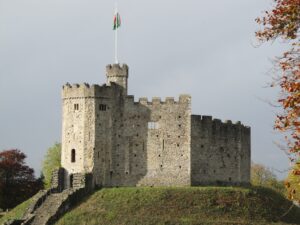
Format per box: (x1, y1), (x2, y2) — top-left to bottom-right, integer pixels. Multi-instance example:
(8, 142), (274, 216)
(256, 0), (300, 201)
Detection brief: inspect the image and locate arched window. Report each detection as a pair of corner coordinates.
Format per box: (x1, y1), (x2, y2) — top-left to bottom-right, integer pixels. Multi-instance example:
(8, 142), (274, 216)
(71, 149), (76, 163)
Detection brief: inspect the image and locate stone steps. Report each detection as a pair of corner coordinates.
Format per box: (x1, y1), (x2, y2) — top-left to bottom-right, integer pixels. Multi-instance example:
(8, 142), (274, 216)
(28, 190), (70, 225)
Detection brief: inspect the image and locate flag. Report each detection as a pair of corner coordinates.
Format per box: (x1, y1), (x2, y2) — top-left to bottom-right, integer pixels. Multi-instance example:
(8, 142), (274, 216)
(113, 12), (121, 30)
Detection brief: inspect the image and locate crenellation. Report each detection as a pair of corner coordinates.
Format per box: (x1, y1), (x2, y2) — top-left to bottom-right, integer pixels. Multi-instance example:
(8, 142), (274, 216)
(106, 63), (129, 76)
(138, 97), (148, 105)
(179, 94), (191, 103)
(235, 121), (241, 125)
(125, 95), (135, 104)
(225, 120), (232, 124)
(165, 97), (175, 104)
(152, 97), (161, 104)
(202, 115), (213, 123)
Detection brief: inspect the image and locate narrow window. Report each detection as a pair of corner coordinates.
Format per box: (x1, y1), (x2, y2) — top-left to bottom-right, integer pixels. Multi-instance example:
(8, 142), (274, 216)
(99, 104), (107, 111)
(71, 149), (76, 163)
(162, 139), (165, 150)
(74, 104), (79, 111)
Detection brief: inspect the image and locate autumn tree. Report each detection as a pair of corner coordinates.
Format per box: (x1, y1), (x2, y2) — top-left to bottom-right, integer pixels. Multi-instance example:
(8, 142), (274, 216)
(286, 160), (300, 201)
(0, 149), (42, 210)
(256, 0), (300, 202)
(42, 143), (61, 189)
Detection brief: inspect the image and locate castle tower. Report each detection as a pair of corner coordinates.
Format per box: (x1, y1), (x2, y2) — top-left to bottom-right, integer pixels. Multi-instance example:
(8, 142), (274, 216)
(106, 64), (129, 95)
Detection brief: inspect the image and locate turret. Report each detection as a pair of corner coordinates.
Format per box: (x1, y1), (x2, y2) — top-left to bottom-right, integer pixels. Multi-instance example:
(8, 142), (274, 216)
(106, 64), (129, 95)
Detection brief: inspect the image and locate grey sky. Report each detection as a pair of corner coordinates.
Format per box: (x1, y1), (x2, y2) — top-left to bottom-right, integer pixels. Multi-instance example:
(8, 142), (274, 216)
(0, 0), (290, 178)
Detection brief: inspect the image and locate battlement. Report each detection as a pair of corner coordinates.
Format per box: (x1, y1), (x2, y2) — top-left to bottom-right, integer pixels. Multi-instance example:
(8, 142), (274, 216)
(135, 95), (191, 106)
(62, 82), (113, 99)
(106, 64), (129, 77)
(192, 115), (250, 137)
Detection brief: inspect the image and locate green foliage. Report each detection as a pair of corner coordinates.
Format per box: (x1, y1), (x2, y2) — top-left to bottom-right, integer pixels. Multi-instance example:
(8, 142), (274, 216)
(251, 162), (286, 195)
(56, 187), (300, 225)
(42, 143), (61, 189)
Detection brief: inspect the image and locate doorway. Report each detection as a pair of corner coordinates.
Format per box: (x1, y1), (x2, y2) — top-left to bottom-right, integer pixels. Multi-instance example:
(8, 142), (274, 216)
(69, 174), (74, 188)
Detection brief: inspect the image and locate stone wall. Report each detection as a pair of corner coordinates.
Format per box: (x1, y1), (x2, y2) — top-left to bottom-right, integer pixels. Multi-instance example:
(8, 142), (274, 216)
(136, 95), (191, 186)
(191, 115), (251, 185)
(51, 168), (65, 192)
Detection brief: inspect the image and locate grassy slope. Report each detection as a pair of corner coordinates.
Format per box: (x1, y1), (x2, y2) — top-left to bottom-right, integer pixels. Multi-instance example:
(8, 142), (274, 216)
(0, 197), (33, 224)
(55, 187), (300, 225)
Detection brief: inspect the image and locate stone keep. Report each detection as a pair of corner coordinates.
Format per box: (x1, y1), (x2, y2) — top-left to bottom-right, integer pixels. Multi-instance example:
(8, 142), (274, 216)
(61, 64), (251, 188)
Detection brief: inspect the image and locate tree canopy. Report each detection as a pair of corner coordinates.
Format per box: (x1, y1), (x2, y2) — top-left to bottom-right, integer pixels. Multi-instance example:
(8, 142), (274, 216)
(42, 143), (61, 189)
(251, 162), (285, 195)
(0, 149), (42, 210)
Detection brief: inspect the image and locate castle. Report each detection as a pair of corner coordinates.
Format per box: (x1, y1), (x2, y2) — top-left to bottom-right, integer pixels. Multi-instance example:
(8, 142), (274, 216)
(60, 63), (251, 189)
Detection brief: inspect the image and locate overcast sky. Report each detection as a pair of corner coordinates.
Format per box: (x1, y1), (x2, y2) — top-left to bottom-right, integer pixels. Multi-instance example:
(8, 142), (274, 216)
(0, 0), (291, 179)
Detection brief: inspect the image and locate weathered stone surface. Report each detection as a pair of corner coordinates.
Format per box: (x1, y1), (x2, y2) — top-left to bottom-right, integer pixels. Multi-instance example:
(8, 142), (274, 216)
(51, 168), (65, 192)
(61, 63), (251, 188)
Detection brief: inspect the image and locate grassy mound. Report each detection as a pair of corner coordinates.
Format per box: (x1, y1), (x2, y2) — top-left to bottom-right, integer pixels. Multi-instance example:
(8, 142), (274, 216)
(0, 197), (33, 224)
(55, 187), (300, 225)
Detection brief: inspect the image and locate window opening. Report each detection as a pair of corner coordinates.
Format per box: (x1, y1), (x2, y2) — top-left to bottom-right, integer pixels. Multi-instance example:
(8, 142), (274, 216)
(74, 104), (79, 111)
(99, 104), (107, 111)
(71, 149), (76, 163)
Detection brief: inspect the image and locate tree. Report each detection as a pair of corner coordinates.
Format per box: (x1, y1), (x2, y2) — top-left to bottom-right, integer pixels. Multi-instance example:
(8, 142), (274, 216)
(256, 0), (300, 202)
(42, 143), (61, 189)
(286, 160), (300, 201)
(0, 149), (42, 210)
(251, 162), (286, 195)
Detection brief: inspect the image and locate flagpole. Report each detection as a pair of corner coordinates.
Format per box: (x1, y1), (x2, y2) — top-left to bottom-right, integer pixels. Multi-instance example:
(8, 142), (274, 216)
(115, 3), (118, 64)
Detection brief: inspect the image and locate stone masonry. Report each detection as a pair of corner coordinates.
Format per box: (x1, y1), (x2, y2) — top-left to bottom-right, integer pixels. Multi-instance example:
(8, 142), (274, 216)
(61, 63), (251, 189)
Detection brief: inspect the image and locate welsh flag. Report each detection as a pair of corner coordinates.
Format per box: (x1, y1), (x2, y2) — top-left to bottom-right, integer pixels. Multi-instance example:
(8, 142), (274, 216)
(113, 12), (121, 30)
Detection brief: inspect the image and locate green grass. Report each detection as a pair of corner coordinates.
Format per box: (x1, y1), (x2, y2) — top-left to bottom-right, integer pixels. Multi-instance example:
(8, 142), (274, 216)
(55, 186), (300, 225)
(2, 187), (299, 225)
(0, 197), (33, 225)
